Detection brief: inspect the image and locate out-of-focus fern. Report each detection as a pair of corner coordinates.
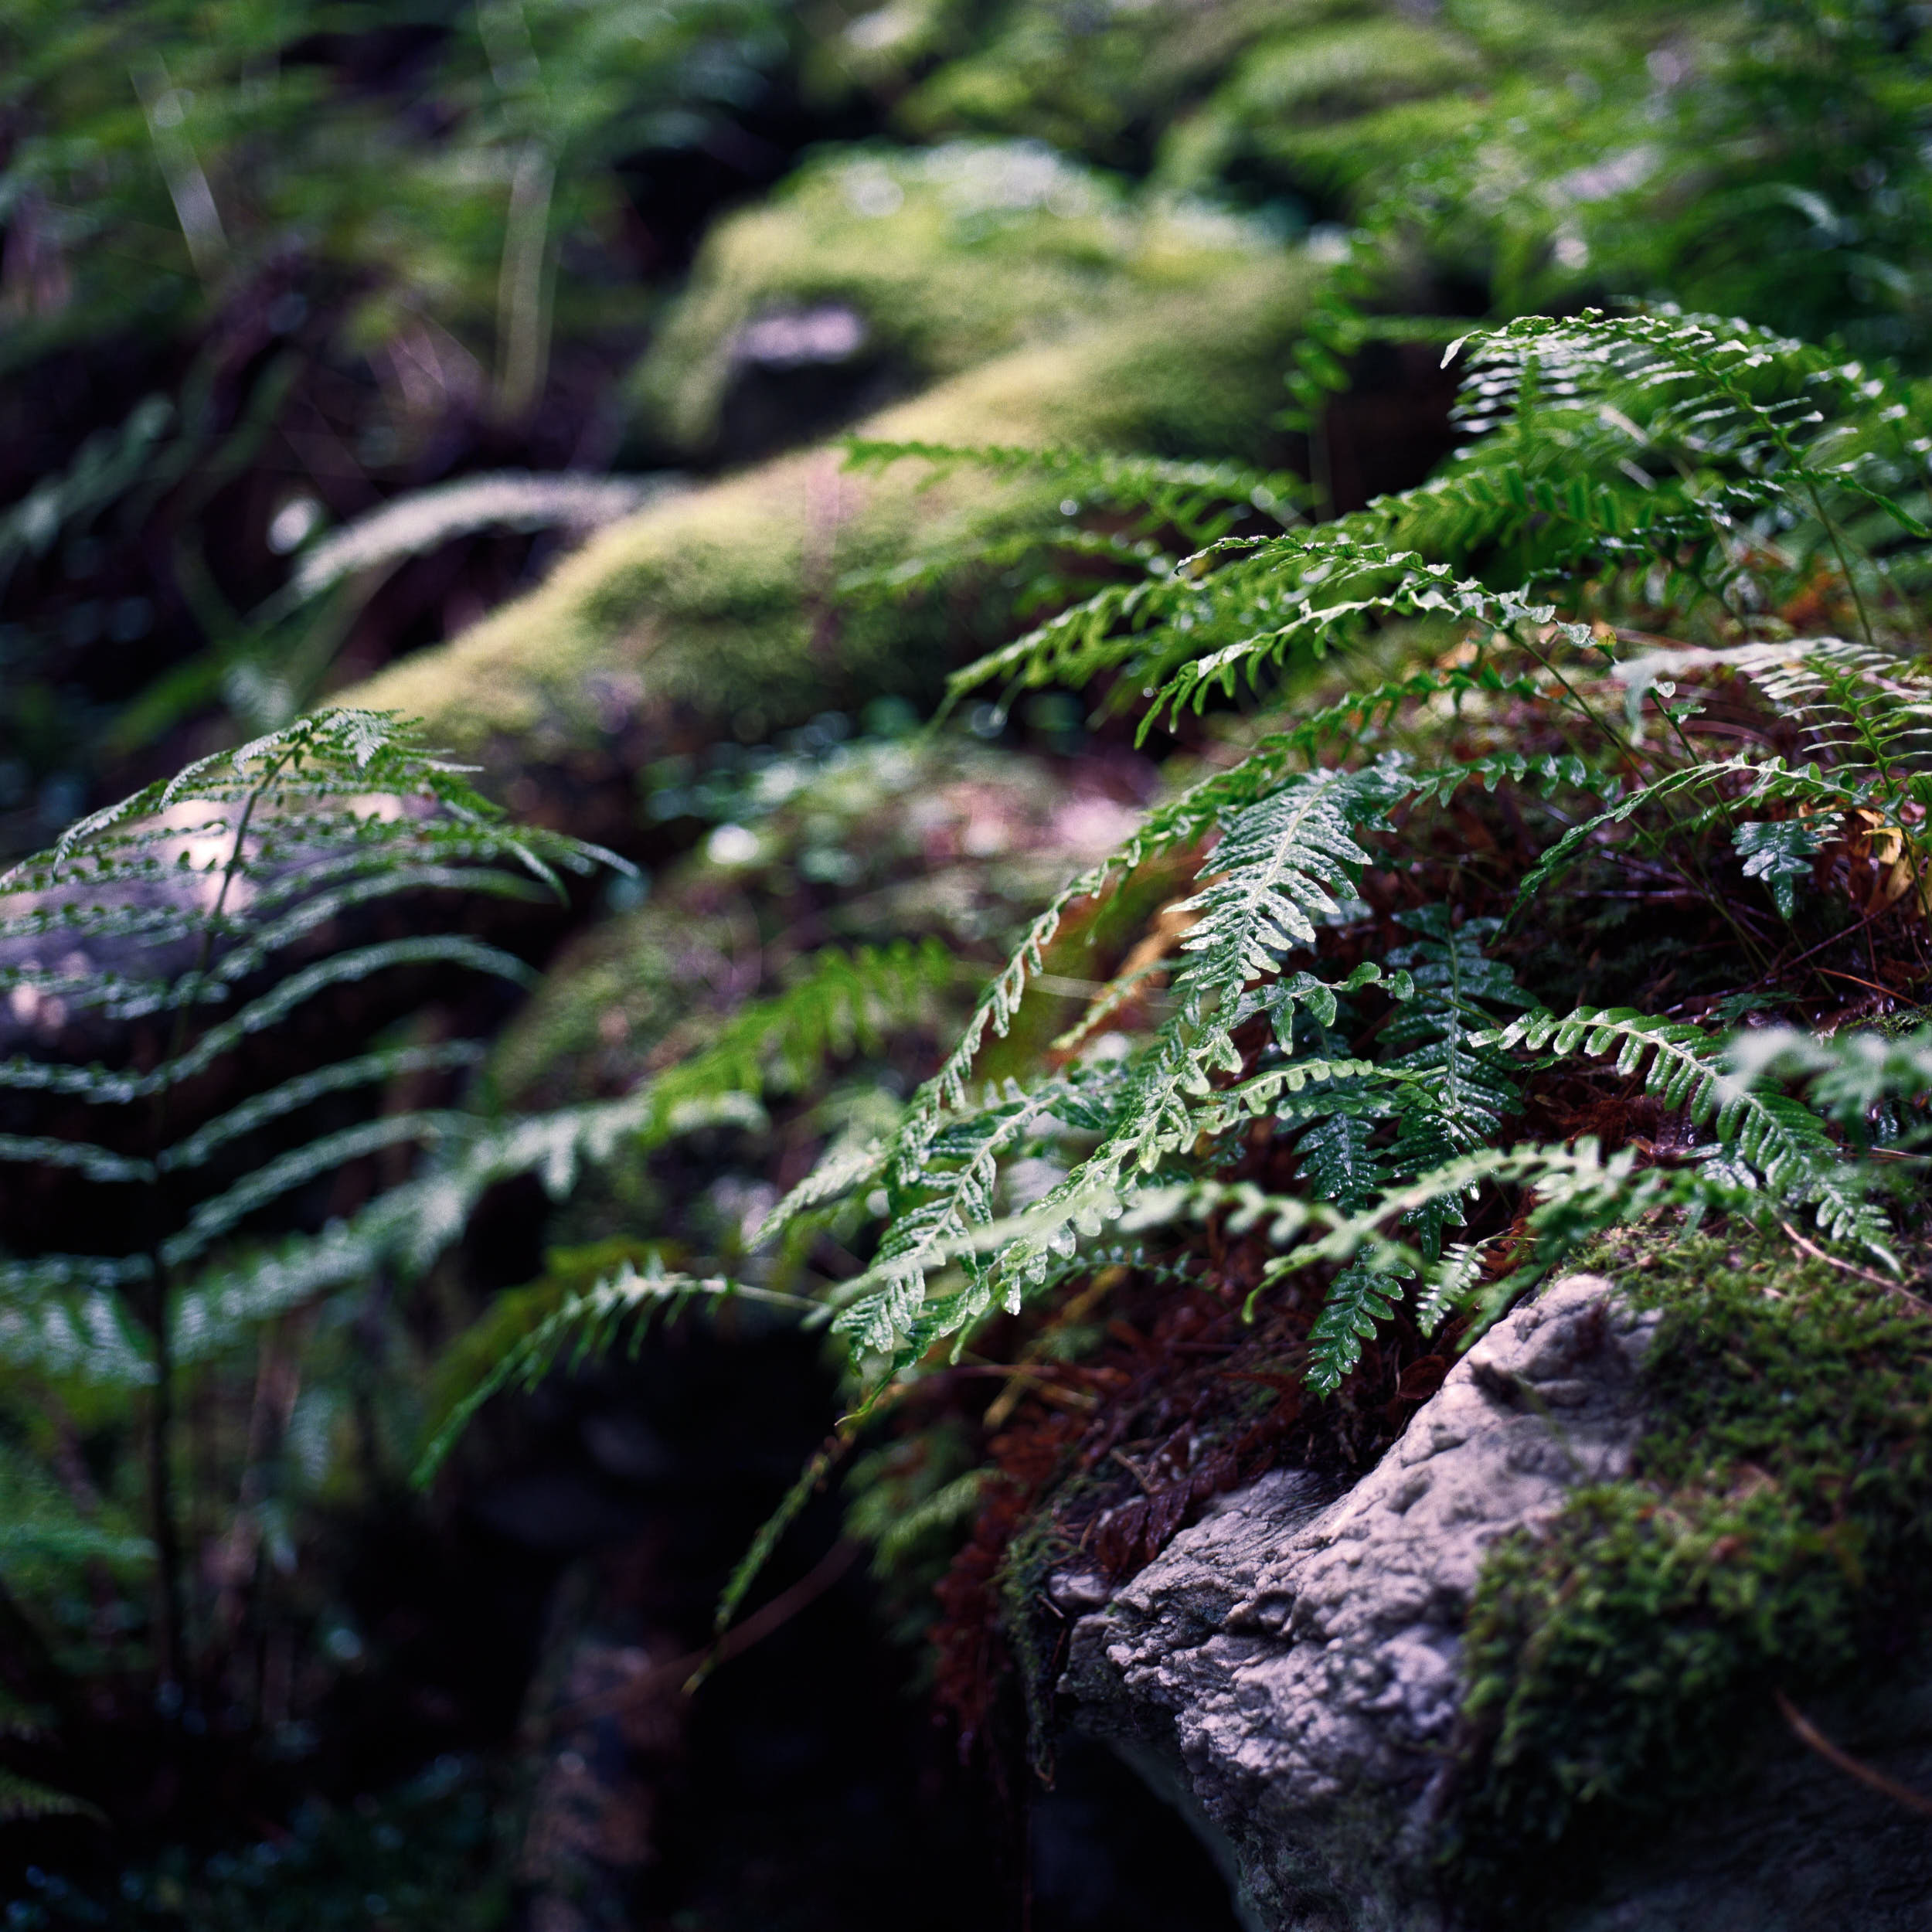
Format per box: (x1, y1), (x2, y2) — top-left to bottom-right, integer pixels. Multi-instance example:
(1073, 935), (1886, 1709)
(0, 707), (621, 1676)
(415, 1257), (824, 1481)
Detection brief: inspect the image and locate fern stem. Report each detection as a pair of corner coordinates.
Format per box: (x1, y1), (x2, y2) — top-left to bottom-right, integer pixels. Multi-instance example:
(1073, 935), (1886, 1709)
(1517, 631), (1769, 972)
(138, 743), (289, 1691)
(1804, 484), (1880, 652)
(142, 1278), (187, 1692)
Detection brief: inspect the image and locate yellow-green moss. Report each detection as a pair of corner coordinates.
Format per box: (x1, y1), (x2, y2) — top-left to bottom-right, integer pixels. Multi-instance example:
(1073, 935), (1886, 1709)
(1453, 1223), (1932, 1906)
(334, 249), (1311, 764)
(890, 0), (1366, 165)
(1159, 3), (1718, 208)
(628, 141), (1287, 457)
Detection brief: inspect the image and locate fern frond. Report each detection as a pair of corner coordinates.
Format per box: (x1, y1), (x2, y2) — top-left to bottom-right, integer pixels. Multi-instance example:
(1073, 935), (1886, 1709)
(148, 937), (539, 1089)
(1306, 1260), (1408, 1396)
(1726, 1021), (1932, 1145)
(1413, 1238), (1497, 1337)
(1168, 767), (1386, 1020)
(0, 1768), (100, 1822)
(838, 767), (1400, 1358)
(157, 1041), (488, 1172)
(1293, 1108), (1392, 1216)
(1187, 1054), (1388, 1140)
(1489, 1007), (1893, 1260)
(160, 1113), (474, 1268)
(1452, 309), (1932, 543)
(1733, 819), (1823, 919)
(0, 1135), (152, 1185)
(0, 1286), (155, 1383)
(754, 1132), (892, 1250)
(1275, 1138), (1740, 1302)
(832, 1073), (1099, 1357)
(1512, 753), (1879, 913)
(414, 1260), (821, 1482)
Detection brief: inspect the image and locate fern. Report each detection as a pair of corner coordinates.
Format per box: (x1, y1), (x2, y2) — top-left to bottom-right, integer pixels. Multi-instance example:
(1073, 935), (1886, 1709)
(403, 308), (1932, 1641)
(0, 708), (621, 1675)
(910, 304), (1932, 763)
(1487, 1007), (1893, 1261)
(802, 317), (1927, 1415)
(415, 1257), (821, 1481)
(829, 764), (1403, 1361)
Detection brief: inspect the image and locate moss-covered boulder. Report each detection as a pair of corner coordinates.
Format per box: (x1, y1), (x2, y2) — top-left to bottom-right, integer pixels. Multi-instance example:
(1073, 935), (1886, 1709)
(335, 217), (1310, 802)
(1055, 1230), (1932, 1930)
(626, 140), (1287, 464)
(847, 0), (1697, 223)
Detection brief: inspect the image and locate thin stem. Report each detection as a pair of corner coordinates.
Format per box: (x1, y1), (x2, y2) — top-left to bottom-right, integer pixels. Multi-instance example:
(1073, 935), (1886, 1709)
(138, 744), (291, 1690)
(144, 1284), (185, 1689)
(1518, 631), (1770, 971)
(1806, 480), (1879, 651)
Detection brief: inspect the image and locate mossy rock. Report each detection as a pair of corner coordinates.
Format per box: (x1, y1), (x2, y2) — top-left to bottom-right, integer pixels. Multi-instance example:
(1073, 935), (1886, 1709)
(1154, 15), (1482, 202)
(1453, 1222), (1932, 1918)
(883, 0), (1372, 170)
(628, 141), (1288, 462)
(858, 0), (1699, 223)
(334, 238), (1311, 782)
(1148, 0), (1717, 212)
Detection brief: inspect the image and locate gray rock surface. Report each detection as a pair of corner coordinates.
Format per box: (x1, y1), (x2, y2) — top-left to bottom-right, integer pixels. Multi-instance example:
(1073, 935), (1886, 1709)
(1058, 1271), (1932, 1930)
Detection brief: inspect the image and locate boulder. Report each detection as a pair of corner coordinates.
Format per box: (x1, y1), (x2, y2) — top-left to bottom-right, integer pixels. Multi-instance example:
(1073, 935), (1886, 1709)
(626, 142), (1283, 465)
(334, 229), (1311, 791)
(1059, 1272), (1932, 1930)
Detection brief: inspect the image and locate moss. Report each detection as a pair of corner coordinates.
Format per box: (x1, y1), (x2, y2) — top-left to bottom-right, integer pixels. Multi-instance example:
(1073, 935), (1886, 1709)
(334, 241), (1311, 767)
(1452, 1223), (1932, 1908)
(628, 141), (1282, 459)
(1151, 0), (1723, 213)
(1222, 18), (1483, 128)
(889, 0), (1369, 167)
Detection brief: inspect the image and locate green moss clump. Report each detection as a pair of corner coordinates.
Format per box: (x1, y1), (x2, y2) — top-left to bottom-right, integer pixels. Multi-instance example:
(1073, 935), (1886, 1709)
(886, 0), (1317, 169)
(628, 141), (1281, 459)
(1454, 1226), (1932, 1895)
(338, 233), (1309, 765)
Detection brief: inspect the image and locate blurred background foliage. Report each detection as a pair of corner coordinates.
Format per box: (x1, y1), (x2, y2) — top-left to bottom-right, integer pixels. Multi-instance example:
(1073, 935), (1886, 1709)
(3, 0), (1932, 1922)
(4, 0), (1930, 858)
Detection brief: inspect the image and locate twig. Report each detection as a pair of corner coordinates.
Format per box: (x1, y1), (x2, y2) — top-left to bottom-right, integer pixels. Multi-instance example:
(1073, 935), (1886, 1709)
(1776, 1689), (1932, 1818)
(541, 1536), (862, 1737)
(1779, 1221), (1932, 1311)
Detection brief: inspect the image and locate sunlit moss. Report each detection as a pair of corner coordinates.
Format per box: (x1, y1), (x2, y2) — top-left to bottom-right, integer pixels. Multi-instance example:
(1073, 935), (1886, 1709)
(335, 251), (1311, 764)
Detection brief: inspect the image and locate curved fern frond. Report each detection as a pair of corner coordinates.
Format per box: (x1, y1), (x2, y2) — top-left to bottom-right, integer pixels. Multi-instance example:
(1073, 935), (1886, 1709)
(1306, 1260), (1408, 1395)
(414, 1260), (822, 1482)
(836, 766), (1402, 1359)
(1488, 1006), (1893, 1260)
(157, 1040), (488, 1172)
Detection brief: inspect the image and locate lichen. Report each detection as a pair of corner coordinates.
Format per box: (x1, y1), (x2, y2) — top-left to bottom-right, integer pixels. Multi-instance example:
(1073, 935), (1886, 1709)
(1452, 1223), (1932, 1910)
